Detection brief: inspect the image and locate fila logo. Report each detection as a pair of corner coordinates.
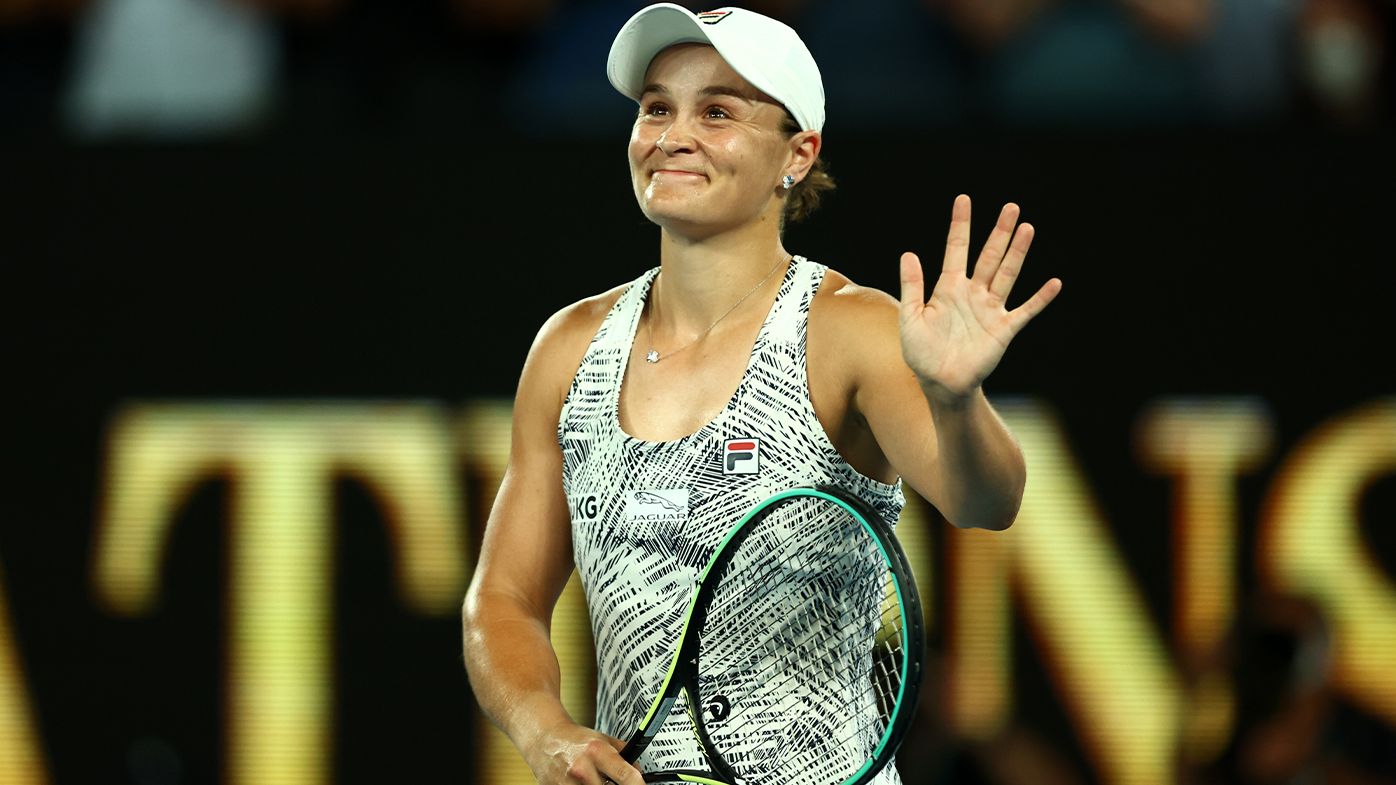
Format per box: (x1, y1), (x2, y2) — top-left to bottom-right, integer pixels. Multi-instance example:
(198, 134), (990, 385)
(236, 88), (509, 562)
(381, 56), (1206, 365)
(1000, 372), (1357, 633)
(723, 438), (760, 475)
(697, 10), (732, 25)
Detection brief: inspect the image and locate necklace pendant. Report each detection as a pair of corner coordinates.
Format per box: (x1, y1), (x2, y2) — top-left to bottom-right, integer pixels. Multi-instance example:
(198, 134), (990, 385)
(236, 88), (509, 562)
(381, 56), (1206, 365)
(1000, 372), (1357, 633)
(645, 349), (660, 364)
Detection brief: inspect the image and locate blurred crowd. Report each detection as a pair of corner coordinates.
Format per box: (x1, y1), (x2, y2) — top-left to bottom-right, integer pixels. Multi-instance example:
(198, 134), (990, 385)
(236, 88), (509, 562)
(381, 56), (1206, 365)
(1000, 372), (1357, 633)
(1, 0), (1392, 141)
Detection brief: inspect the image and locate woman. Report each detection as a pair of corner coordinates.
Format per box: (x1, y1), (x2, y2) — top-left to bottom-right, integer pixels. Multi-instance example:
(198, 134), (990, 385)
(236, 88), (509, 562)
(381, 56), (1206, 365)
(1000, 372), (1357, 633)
(462, 4), (1061, 784)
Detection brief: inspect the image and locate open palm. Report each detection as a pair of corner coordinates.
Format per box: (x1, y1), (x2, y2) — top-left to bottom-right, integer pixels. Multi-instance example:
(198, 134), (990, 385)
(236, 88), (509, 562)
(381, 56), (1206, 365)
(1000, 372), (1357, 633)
(899, 195), (1062, 400)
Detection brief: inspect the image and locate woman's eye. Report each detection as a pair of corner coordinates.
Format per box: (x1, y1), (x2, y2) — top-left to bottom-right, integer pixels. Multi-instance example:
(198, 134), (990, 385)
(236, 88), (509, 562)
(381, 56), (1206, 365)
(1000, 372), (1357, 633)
(705, 106), (730, 119)
(643, 103), (670, 117)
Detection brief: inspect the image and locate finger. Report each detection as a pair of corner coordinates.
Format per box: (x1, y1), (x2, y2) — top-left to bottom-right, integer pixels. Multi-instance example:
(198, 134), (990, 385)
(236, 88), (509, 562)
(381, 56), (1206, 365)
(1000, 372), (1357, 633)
(600, 737), (644, 785)
(971, 202), (1021, 286)
(1006, 277), (1063, 336)
(899, 251), (926, 316)
(598, 766), (645, 785)
(597, 758), (644, 785)
(941, 194), (972, 276)
(989, 222), (1035, 302)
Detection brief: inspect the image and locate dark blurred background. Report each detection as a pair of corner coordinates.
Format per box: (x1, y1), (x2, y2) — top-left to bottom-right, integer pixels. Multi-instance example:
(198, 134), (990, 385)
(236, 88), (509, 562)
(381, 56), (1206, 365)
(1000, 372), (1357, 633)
(2, 1), (1394, 784)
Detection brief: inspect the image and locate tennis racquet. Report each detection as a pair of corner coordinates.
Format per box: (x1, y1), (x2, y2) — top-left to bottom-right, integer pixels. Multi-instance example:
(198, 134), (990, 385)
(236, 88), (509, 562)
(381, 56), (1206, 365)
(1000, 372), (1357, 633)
(618, 484), (925, 785)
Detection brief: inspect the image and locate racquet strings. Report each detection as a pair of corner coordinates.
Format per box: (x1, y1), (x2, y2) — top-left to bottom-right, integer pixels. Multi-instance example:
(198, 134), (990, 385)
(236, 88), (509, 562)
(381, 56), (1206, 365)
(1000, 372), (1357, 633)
(694, 495), (911, 783)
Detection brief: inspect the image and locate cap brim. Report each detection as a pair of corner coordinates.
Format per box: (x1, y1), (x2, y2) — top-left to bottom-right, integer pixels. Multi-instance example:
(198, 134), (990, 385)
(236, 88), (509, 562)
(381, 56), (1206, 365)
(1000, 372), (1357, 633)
(606, 3), (713, 100)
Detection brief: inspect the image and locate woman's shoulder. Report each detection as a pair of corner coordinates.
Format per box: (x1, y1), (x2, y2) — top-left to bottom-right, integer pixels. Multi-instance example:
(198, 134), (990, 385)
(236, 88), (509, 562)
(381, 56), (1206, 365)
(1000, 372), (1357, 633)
(520, 278), (637, 395)
(810, 264), (900, 328)
(803, 262), (904, 405)
(543, 281), (632, 346)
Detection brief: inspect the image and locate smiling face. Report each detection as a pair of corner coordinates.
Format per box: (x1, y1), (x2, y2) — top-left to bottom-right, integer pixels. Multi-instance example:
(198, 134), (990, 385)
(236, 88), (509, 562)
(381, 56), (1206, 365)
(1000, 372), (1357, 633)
(628, 44), (816, 238)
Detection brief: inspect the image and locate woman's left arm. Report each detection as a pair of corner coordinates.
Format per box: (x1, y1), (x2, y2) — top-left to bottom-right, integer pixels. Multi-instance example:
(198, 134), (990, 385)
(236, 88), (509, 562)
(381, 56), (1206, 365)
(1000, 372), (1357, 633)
(856, 194), (1061, 530)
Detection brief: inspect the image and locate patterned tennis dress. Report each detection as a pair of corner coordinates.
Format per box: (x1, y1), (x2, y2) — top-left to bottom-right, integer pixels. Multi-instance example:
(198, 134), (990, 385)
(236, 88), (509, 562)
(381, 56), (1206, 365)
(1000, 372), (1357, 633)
(559, 256), (905, 781)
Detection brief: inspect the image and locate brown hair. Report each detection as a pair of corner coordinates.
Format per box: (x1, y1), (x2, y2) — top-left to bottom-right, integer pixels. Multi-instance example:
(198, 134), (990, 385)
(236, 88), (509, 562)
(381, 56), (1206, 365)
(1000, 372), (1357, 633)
(779, 112), (834, 225)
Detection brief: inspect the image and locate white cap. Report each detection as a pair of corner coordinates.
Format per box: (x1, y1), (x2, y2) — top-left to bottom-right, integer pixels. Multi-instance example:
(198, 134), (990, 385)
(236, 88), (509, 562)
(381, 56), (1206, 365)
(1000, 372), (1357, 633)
(606, 4), (826, 133)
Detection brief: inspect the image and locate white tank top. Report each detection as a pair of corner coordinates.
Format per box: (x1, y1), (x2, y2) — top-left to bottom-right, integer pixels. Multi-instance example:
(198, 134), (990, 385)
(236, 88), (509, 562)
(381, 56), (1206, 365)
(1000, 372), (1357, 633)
(558, 256), (905, 779)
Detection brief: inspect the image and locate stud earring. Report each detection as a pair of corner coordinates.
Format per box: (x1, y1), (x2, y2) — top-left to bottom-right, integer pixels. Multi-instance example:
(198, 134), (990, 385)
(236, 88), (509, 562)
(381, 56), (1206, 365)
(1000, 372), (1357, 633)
(782, 175), (795, 190)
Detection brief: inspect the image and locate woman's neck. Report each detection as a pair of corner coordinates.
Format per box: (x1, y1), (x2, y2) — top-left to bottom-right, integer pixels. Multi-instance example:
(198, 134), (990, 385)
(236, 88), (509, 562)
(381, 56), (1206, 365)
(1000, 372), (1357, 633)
(652, 223), (790, 334)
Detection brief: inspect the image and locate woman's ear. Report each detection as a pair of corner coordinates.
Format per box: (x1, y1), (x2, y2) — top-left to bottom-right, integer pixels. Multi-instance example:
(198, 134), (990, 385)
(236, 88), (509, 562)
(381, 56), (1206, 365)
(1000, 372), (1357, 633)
(784, 130), (822, 186)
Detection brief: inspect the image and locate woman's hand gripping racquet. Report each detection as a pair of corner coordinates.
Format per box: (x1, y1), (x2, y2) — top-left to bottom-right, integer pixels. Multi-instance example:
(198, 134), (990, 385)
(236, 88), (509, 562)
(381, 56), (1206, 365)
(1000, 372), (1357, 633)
(618, 485), (925, 785)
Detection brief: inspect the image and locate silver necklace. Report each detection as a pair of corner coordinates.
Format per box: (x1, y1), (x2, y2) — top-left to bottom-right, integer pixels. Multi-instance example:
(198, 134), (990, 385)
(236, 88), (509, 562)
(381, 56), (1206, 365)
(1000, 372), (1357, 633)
(644, 255), (789, 364)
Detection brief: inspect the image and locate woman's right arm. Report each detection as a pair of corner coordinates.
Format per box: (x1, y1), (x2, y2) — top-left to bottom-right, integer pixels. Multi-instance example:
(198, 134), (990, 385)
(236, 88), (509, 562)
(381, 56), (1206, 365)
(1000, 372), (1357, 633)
(461, 299), (643, 785)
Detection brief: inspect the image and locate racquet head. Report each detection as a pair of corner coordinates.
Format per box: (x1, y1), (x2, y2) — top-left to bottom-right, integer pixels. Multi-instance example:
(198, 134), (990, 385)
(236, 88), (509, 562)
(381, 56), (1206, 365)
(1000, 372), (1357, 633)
(625, 484), (924, 785)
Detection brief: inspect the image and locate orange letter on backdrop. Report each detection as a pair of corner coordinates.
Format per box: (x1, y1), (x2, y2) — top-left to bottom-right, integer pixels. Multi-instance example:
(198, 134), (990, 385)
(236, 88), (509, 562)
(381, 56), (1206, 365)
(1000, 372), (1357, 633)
(92, 403), (467, 785)
(1137, 398), (1274, 668)
(1136, 399), (1274, 758)
(949, 400), (1182, 785)
(1259, 398), (1396, 726)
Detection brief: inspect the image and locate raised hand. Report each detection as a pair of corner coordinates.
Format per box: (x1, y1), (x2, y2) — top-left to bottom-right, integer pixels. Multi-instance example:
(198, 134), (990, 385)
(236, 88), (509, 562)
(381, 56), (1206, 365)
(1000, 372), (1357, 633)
(898, 194), (1062, 402)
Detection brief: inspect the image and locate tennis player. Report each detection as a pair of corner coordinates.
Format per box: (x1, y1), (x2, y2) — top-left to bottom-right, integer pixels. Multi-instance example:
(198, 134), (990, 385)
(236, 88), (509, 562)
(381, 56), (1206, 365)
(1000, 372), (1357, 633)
(462, 4), (1061, 784)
